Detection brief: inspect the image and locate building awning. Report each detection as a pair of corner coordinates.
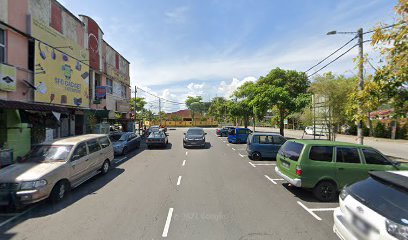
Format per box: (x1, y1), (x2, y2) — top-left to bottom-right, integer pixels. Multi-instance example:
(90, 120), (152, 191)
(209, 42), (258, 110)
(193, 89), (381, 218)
(0, 99), (69, 113)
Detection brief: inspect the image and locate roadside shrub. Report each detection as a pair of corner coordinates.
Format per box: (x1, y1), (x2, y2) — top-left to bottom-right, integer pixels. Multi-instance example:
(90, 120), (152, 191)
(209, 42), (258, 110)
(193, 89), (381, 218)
(373, 122), (388, 138)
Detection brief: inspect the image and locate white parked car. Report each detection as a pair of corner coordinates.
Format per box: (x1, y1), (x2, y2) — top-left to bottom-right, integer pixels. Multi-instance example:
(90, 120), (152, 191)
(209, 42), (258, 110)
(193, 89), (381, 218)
(304, 126), (314, 135)
(333, 171), (408, 240)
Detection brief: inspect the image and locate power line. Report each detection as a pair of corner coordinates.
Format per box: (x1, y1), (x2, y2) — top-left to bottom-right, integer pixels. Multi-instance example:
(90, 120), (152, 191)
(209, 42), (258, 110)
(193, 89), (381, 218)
(134, 87), (186, 105)
(304, 36), (357, 73)
(307, 39), (372, 78)
(307, 44), (358, 78)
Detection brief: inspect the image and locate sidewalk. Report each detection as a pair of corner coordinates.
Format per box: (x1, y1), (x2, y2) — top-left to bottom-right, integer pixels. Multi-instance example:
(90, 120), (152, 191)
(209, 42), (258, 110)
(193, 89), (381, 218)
(250, 126), (408, 161)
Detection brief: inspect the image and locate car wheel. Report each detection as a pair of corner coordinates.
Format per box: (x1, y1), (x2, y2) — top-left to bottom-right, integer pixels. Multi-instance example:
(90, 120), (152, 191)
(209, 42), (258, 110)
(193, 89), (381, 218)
(313, 181), (337, 202)
(100, 160), (110, 175)
(122, 147), (128, 155)
(50, 181), (68, 203)
(252, 152), (262, 161)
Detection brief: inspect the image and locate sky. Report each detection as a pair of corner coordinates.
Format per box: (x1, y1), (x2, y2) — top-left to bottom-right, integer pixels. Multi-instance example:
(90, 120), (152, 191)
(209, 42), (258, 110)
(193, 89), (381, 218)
(60, 0), (399, 113)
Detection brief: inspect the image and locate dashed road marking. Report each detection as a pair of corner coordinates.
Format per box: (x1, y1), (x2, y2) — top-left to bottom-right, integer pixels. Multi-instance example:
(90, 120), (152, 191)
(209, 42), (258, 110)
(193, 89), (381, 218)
(162, 208), (174, 237)
(264, 175), (284, 185)
(177, 176), (182, 186)
(223, 140), (226, 143)
(248, 162), (256, 168)
(182, 160), (186, 166)
(185, 151), (188, 156)
(239, 153), (246, 158)
(232, 148), (236, 151)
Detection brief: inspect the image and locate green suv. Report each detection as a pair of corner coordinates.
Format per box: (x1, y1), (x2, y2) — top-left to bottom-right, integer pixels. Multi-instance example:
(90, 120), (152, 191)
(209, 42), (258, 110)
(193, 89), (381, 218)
(275, 140), (408, 202)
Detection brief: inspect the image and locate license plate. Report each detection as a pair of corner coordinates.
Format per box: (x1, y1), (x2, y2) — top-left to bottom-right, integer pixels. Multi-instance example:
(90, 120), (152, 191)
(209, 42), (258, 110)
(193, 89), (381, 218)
(353, 215), (370, 235)
(282, 161), (290, 168)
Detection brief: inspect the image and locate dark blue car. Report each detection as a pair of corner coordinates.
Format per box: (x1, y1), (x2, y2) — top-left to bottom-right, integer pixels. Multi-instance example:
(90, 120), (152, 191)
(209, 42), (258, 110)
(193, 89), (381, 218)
(246, 133), (286, 160)
(227, 128), (252, 144)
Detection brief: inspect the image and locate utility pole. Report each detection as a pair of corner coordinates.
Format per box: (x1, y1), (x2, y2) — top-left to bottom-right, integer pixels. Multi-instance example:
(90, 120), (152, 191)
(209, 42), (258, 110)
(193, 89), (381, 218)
(357, 28), (364, 145)
(159, 98), (162, 126)
(134, 86), (137, 134)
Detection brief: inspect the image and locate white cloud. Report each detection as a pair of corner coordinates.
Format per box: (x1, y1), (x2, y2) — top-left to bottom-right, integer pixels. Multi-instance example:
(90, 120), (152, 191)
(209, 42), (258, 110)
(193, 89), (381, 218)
(217, 76), (256, 98)
(165, 6), (189, 24)
(187, 83), (205, 96)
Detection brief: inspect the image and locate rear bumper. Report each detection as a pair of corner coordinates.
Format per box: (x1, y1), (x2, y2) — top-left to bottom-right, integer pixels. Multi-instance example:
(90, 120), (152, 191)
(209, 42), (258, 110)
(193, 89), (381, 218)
(184, 140), (205, 147)
(333, 207), (359, 240)
(274, 166), (302, 187)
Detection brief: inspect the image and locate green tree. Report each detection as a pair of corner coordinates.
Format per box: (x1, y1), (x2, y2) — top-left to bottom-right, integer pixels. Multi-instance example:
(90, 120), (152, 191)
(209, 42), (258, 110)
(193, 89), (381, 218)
(370, 0), (408, 116)
(130, 97), (147, 113)
(185, 96), (204, 125)
(208, 97), (228, 122)
(309, 72), (357, 133)
(251, 68), (310, 136)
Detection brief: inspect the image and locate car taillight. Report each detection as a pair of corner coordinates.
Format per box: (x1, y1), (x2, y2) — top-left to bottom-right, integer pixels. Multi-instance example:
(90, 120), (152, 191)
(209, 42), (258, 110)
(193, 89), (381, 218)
(296, 165), (302, 176)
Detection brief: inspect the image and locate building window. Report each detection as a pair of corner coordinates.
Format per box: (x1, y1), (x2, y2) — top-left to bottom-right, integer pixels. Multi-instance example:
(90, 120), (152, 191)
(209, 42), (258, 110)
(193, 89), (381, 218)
(121, 85), (127, 98)
(106, 78), (113, 94)
(0, 29), (5, 63)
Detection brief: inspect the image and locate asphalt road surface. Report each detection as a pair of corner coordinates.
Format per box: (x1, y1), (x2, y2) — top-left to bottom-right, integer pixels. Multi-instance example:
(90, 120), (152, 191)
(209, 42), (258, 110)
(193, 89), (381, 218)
(0, 128), (338, 240)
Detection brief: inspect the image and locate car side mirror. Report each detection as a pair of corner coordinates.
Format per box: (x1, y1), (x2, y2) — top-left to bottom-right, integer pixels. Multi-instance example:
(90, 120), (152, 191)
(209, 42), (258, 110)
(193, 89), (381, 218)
(205, 133), (207, 135)
(71, 155), (80, 161)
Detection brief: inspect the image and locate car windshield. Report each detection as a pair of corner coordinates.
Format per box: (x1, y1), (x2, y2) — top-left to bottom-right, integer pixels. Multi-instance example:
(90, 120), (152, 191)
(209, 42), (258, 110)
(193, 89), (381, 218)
(118, 134), (129, 141)
(187, 129), (203, 135)
(24, 145), (73, 162)
(109, 134), (123, 142)
(149, 132), (163, 138)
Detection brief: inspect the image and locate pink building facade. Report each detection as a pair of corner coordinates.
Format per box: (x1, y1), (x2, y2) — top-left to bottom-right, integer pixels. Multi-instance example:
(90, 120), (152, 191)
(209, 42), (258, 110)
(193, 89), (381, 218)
(0, 0), (131, 162)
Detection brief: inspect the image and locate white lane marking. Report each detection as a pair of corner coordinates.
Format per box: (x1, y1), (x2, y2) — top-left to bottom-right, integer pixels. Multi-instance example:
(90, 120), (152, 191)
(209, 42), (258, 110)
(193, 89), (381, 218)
(253, 163), (276, 166)
(310, 208), (337, 212)
(227, 144), (230, 146)
(248, 162), (256, 168)
(115, 157), (127, 164)
(177, 176), (182, 186)
(264, 175), (284, 185)
(223, 141), (226, 143)
(182, 160), (186, 166)
(162, 208), (174, 237)
(0, 205), (38, 228)
(185, 152), (188, 156)
(239, 153), (246, 158)
(297, 201), (322, 221)
(232, 148), (236, 151)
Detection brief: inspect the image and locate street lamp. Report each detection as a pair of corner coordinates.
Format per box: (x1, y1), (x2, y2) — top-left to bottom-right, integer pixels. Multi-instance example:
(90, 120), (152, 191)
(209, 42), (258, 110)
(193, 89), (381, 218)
(327, 28), (365, 145)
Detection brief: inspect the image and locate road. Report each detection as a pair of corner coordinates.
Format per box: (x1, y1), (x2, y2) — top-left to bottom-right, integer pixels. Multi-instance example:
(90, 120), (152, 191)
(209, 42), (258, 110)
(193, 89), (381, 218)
(0, 128), (338, 240)
(251, 127), (408, 161)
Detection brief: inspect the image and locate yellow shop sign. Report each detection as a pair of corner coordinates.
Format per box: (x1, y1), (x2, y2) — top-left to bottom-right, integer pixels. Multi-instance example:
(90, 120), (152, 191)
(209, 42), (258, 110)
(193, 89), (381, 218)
(0, 63), (16, 92)
(32, 18), (89, 107)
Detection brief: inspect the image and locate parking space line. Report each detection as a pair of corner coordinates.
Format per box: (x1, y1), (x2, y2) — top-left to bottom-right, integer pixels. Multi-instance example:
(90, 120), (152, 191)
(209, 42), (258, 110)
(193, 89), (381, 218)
(182, 160), (186, 166)
(248, 162), (256, 168)
(232, 148), (236, 151)
(253, 163), (276, 166)
(297, 201), (322, 221)
(223, 140), (226, 142)
(177, 176), (182, 186)
(115, 157), (127, 164)
(0, 205), (38, 228)
(185, 151), (188, 156)
(239, 153), (246, 158)
(162, 208), (174, 237)
(309, 208), (337, 212)
(264, 175), (284, 185)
